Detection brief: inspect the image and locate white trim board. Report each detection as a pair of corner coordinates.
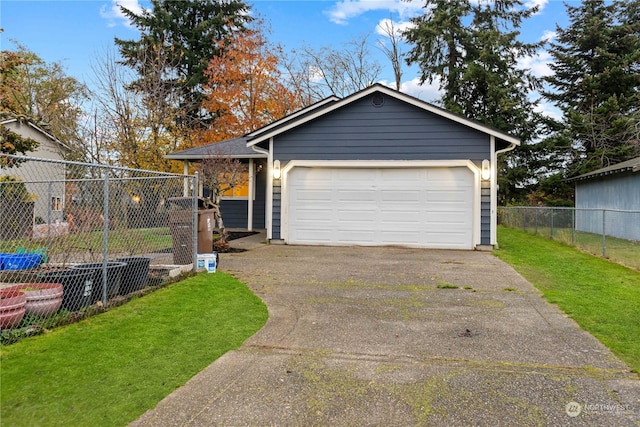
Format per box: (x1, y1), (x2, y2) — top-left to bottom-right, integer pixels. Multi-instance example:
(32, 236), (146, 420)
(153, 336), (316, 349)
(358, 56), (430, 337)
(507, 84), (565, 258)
(278, 160), (481, 248)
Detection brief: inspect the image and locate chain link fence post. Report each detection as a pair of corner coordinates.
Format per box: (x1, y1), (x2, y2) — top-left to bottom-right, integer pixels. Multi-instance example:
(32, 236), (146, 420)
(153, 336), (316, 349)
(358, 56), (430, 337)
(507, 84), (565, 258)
(192, 172), (199, 272)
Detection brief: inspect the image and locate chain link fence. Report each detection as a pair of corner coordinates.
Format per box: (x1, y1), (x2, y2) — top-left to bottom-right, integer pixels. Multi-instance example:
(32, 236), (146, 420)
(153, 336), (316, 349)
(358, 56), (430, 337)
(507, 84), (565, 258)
(499, 206), (640, 271)
(1, 154), (199, 340)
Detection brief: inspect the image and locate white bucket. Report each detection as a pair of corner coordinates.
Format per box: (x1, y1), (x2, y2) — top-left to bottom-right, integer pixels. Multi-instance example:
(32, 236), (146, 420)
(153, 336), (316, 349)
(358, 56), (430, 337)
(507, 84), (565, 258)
(197, 252), (217, 273)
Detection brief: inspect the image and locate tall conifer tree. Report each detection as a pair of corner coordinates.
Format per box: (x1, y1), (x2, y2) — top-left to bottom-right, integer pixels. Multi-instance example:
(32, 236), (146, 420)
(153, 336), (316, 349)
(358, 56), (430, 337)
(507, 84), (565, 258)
(544, 0), (640, 173)
(115, 0), (251, 135)
(404, 0), (545, 203)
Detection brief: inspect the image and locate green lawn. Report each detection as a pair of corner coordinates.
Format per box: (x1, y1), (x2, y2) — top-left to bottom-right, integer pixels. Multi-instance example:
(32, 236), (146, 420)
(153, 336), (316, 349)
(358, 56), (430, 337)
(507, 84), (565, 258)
(0, 227), (173, 257)
(0, 272), (268, 427)
(495, 226), (640, 373)
(517, 226), (640, 271)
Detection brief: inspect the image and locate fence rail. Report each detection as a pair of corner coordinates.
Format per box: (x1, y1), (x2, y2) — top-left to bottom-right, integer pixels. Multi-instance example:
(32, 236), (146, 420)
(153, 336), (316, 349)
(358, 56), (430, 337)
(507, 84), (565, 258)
(499, 206), (640, 271)
(1, 154), (199, 340)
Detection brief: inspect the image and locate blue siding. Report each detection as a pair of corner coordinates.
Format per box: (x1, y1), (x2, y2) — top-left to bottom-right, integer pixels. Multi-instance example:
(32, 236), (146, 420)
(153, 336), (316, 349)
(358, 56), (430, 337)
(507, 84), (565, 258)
(273, 95), (490, 162)
(576, 172), (640, 240)
(273, 182), (281, 239)
(220, 200), (247, 228)
(481, 181), (491, 244)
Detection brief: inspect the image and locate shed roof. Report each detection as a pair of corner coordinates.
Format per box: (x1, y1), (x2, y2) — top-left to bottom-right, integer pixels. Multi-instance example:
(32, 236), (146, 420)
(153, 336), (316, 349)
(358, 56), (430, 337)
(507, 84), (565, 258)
(567, 157), (640, 183)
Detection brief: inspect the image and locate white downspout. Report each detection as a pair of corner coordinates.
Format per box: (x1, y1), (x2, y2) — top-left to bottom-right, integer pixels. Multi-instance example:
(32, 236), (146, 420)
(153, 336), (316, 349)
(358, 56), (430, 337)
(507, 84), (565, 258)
(492, 139), (518, 245)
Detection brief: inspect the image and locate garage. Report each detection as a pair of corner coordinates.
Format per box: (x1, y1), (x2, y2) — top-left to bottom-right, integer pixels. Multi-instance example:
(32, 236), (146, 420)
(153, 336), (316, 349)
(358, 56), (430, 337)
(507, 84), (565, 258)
(284, 165), (476, 249)
(171, 84), (521, 249)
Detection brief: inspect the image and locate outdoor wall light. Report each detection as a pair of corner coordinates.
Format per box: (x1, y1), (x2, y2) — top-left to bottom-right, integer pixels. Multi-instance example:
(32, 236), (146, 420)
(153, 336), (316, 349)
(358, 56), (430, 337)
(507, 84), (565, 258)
(481, 159), (491, 181)
(273, 160), (281, 180)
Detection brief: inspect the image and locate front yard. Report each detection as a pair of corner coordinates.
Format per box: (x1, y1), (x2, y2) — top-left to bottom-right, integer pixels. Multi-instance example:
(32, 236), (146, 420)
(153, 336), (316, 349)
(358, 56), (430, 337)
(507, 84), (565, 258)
(1, 228), (638, 426)
(0, 272), (268, 427)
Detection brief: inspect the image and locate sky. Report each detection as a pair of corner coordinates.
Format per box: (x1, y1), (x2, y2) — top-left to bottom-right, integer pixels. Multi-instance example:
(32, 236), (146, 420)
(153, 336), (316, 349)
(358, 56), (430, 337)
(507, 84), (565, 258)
(0, 0), (576, 118)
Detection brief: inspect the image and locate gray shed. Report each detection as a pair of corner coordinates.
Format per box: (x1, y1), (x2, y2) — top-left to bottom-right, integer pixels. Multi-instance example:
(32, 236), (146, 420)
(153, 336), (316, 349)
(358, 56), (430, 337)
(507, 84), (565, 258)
(569, 157), (640, 241)
(167, 84), (520, 250)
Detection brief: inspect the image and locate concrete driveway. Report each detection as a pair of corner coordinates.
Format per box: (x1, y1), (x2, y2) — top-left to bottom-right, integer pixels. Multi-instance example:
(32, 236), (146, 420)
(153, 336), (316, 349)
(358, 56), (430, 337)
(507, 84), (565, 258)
(132, 244), (639, 426)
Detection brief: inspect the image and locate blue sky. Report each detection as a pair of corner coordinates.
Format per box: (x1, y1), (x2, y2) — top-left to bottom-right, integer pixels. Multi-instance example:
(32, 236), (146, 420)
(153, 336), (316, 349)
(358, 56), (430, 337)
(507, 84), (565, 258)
(1, 0), (574, 117)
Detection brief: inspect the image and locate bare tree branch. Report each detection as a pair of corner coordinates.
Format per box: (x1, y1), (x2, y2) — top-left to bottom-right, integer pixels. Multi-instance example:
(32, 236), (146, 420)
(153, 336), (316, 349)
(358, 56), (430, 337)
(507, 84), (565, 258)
(377, 18), (405, 90)
(196, 145), (250, 240)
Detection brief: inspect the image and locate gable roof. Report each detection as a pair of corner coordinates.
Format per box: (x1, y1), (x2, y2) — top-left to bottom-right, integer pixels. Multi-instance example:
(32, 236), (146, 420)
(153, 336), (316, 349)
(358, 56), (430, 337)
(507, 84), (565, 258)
(246, 83), (521, 147)
(165, 136), (267, 160)
(567, 157), (640, 183)
(1, 118), (70, 151)
(245, 95), (340, 139)
(165, 96), (341, 161)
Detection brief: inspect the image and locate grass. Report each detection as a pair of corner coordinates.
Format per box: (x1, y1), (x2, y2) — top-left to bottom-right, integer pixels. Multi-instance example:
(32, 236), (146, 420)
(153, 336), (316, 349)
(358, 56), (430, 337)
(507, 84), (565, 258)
(495, 226), (640, 373)
(0, 272), (268, 427)
(0, 227), (173, 256)
(516, 227), (640, 271)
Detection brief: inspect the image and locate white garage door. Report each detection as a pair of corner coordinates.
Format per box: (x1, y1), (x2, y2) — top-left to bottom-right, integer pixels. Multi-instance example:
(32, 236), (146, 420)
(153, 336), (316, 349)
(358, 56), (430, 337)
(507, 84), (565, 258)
(285, 167), (475, 249)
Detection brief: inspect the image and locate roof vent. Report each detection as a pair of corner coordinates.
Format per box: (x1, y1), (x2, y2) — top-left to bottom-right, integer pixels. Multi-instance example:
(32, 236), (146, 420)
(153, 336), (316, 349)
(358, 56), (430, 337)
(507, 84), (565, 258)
(372, 93), (384, 107)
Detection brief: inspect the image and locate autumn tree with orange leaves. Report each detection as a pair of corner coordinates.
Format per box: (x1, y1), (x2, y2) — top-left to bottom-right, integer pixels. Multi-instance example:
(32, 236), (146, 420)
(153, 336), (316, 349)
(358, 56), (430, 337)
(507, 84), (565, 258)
(200, 21), (302, 144)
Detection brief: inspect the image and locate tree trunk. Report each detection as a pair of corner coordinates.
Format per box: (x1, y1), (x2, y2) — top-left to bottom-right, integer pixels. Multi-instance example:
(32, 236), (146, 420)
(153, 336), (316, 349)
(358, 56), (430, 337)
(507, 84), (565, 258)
(213, 195), (227, 240)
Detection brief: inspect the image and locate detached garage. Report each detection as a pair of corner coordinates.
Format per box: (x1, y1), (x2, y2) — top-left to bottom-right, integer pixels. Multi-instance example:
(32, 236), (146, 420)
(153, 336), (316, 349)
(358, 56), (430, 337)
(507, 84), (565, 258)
(168, 84), (520, 250)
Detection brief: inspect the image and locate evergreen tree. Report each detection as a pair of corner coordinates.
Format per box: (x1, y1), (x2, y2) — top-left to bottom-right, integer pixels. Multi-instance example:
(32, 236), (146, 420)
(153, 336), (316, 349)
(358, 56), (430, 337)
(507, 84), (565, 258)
(404, 0), (472, 115)
(404, 0), (546, 203)
(544, 0), (640, 174)
(115, 0), (252, 135)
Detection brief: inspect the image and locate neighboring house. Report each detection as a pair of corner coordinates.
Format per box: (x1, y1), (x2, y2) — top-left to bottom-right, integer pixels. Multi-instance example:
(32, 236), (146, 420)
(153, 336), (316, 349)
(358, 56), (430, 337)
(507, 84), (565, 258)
(568, 157), (640, 241)
(167, 84), (520, 250)
(1, 118), (68, 225)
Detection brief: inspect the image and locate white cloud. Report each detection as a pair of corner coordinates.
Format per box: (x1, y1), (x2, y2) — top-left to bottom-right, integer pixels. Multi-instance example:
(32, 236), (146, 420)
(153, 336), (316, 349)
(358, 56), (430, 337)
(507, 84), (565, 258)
(326, 0), (422, 25)
(377, 77), (442, 104)
(540, 30), (557, 43)
(525, 0), (549, 14)
(534, 99), (562, 121)
(518, 49), (553, 78)
(100, 0), (145, 27)
(375, 18), (414, 38)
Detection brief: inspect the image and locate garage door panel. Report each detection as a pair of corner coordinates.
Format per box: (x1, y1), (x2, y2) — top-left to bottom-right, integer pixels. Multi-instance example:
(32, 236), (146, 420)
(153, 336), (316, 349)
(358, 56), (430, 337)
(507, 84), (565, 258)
(380, 210), (421, 224)
(287, 167), (474, 249)
(294, 189), (333, 202)
(294, 208), (333, 222)
(337, 213), (377, 224)
(425, 231), (470, 245)
(336, 190), (377, 202)
(380, 190), (420, 202)
(336, 230), (376, 243)
(294, 229), (333, 242)
(380, 232), (422, 245)
(336, 169), (376, 182)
